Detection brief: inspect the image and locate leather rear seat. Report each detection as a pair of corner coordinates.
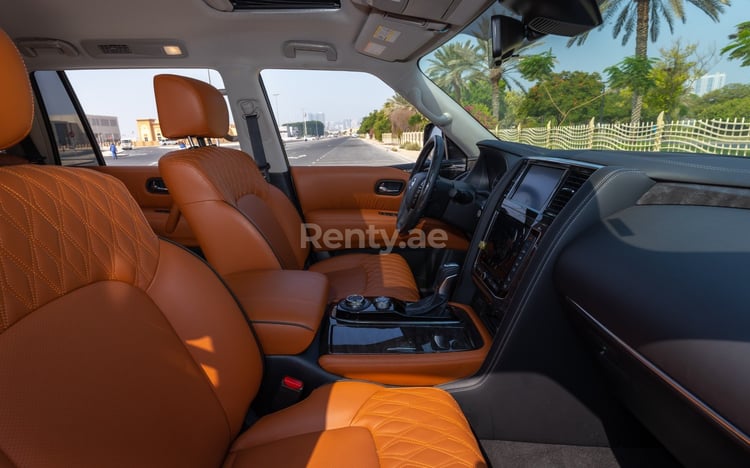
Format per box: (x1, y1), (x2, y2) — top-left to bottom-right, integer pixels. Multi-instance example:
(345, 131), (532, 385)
(0, 28), (486, 467)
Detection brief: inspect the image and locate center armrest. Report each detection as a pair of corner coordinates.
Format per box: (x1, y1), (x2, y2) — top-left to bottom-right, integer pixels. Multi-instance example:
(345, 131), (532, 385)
(223, 270), (329, 355)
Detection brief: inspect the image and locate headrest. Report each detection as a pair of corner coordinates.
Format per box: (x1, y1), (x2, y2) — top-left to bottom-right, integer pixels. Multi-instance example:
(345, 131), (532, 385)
(154, 74), (229, 139)
(0, 29), (33, 150)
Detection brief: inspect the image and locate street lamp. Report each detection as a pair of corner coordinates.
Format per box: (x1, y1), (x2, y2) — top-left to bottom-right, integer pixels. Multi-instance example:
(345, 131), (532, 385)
(272, 93), (280, 124)
(302, 109), (307, 139)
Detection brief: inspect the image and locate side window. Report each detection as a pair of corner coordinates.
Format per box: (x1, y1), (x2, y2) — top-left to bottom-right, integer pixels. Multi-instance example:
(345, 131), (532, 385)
(66, 69), (231, 166)
(33, 71), (99, 166)
(260, 69), (426, 166)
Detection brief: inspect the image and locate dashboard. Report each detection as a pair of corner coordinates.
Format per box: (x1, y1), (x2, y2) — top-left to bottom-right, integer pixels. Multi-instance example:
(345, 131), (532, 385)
(449, 145), (750, 467)
(474, 159), (595, 302)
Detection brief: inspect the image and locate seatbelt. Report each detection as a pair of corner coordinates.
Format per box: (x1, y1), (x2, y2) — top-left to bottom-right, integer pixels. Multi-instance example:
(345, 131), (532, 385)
(244, 113), (271, 180)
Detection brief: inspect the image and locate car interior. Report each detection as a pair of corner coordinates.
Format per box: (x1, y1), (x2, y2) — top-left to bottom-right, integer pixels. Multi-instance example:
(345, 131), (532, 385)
(1, 0), (749, 467)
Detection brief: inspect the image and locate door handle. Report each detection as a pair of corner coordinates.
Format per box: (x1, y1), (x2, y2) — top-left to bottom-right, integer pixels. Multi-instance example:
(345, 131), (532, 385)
(375, 180), (405, 196)
(146, 177), (169, 194)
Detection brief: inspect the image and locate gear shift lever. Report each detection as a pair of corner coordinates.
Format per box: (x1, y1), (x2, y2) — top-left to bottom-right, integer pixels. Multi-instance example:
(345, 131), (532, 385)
(434, 262), (460, 297)
(404, 263), (460, 317)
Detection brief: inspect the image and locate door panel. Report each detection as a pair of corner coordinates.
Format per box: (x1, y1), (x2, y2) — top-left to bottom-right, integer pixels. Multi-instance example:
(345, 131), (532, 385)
(291, 166), (468, 251)
(92, 166), (198, 246)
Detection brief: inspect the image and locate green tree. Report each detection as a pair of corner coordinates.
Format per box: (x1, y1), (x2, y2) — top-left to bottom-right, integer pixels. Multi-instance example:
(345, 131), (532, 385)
(358, 110), (390, 140)
(500, 90), (525, 127)
(518, 52), (606, 125)
(690, 83), (750, 119)
(466, 17), (530, 121)
(518, 50), (556, 82)
(464, 103), (498, 129)
(426, 40), (483, 103)
(646, 41), (708, 120)
(599, 90), (633, 123)
(722, 21), (750, 66)
(605, 55), (656, 121)
(571, 0), (729, 123)
(519, 71), (606, 125)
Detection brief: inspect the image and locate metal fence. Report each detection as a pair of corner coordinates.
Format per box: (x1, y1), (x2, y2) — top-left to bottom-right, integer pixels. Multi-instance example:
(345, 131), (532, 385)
(376, 113), (750, 157)
(495, 112), (750, 156)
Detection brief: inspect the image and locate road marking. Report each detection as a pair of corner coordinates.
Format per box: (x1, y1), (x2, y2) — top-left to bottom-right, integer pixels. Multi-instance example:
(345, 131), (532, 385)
(288, 154), (307, 160)
(149, 161), (158, 166)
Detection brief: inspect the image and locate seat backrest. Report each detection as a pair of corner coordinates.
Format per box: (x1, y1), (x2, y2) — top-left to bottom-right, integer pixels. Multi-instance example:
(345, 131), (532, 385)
(155, 74), (309, 277)
(0, 32), (262, 466)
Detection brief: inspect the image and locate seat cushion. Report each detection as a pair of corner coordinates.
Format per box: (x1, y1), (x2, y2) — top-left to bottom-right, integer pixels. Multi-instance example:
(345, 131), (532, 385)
(226, 381), (486, 468)
(309, 253), (419, 302)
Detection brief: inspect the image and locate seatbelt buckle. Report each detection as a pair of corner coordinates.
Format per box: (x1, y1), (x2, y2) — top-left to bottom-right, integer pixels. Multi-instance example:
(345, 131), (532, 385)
(271, 376), (304, 411)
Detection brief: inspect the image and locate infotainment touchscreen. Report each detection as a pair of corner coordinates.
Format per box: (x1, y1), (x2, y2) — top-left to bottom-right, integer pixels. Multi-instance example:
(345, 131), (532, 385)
(510, 165), (565, 212)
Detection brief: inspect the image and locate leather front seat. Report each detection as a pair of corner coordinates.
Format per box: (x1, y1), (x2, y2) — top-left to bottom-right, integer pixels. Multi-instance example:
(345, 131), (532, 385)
(154, 74), (419, 302)
(0, 30), (485, 467)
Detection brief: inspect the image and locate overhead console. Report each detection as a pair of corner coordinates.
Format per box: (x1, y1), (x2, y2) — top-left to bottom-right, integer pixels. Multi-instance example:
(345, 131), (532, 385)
(473, 158), (596, 313)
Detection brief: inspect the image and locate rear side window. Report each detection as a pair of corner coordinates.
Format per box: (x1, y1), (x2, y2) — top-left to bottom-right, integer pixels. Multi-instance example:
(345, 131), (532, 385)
(66, 69), (230, 166)
(33, 71), (99, 167)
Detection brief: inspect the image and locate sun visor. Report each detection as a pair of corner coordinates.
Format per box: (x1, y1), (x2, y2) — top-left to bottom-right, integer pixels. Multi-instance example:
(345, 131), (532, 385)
(354, 13), (447, 62)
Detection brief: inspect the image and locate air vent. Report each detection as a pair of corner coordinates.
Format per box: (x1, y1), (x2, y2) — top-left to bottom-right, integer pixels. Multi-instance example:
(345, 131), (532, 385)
(98, 44), (132, 55)
(545, 167), (595, 217)
(230, 0), (340, 9)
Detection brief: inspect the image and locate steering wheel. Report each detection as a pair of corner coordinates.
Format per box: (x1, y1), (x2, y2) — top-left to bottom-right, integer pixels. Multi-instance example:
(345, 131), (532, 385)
(396, 134), (445, 234)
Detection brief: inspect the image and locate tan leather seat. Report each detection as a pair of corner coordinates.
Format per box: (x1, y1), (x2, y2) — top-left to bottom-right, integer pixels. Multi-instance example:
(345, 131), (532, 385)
(0, 30), (485, 467)
(154, 74), (419, 302)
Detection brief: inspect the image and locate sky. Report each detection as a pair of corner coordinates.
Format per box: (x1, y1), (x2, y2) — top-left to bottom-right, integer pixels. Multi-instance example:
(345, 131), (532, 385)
(68, 1), (750, 139)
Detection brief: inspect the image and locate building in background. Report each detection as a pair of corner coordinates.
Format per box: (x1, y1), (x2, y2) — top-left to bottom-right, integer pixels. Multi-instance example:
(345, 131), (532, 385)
(137, 118), (237, 145)
(137, 118), (163, 144)
(694, 73), (726, 97)
(87, 114), (120, 146)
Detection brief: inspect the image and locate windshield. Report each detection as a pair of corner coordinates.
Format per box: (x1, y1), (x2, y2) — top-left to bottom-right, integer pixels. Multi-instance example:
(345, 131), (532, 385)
(421, 1), (750, 157)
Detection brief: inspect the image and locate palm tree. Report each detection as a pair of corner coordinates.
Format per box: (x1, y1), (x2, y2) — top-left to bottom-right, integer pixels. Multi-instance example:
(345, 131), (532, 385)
(571, 0), (729, 123)
(382, 94), (422, 135)
(722, 21), (750, 67)
(426, 40), (483, 103)
(467, 18), (530, 121)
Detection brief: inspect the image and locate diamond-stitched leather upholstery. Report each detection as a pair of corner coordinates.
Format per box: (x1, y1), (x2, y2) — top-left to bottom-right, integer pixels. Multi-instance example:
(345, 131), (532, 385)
(156, 74), (420, 301)
(351, 387), (486, 467)
(229, 382), (486, 467)
(160, 147), (269, 205)
(0, 165), (159, 332)
(0, 31), (484, 467)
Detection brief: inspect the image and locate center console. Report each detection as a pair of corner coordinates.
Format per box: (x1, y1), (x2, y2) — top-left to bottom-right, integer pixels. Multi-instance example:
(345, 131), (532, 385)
(324, 294), (483, 354)
(318, 294), (491, 386)
(474, 159), (596, 310)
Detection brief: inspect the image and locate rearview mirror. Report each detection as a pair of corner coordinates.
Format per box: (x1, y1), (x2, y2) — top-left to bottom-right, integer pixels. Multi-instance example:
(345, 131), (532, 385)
(491, 15), (527, 64)
(492, 0), (602, 65)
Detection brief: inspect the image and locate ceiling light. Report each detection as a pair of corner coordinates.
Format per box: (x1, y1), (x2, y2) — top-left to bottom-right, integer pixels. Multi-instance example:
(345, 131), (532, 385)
(163, 45), (183, 56)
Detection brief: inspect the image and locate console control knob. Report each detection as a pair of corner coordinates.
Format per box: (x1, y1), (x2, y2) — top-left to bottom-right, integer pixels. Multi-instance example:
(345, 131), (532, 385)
(344, 294), (367, 310)
(373, 296), (392, 310)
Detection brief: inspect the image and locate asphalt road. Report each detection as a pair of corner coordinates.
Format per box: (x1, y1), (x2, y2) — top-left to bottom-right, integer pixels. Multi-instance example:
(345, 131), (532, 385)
(284, 136), (417, 166)
(104, 136), (416, 167)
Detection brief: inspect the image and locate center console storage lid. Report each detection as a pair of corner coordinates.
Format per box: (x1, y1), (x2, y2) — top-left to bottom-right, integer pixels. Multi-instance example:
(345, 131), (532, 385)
(224, 270), (329, 355)
(319, 303), (491, 386)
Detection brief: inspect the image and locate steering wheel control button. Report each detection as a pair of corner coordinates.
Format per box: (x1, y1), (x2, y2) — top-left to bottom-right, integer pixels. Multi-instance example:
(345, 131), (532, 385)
(374, 296), (392, 310)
